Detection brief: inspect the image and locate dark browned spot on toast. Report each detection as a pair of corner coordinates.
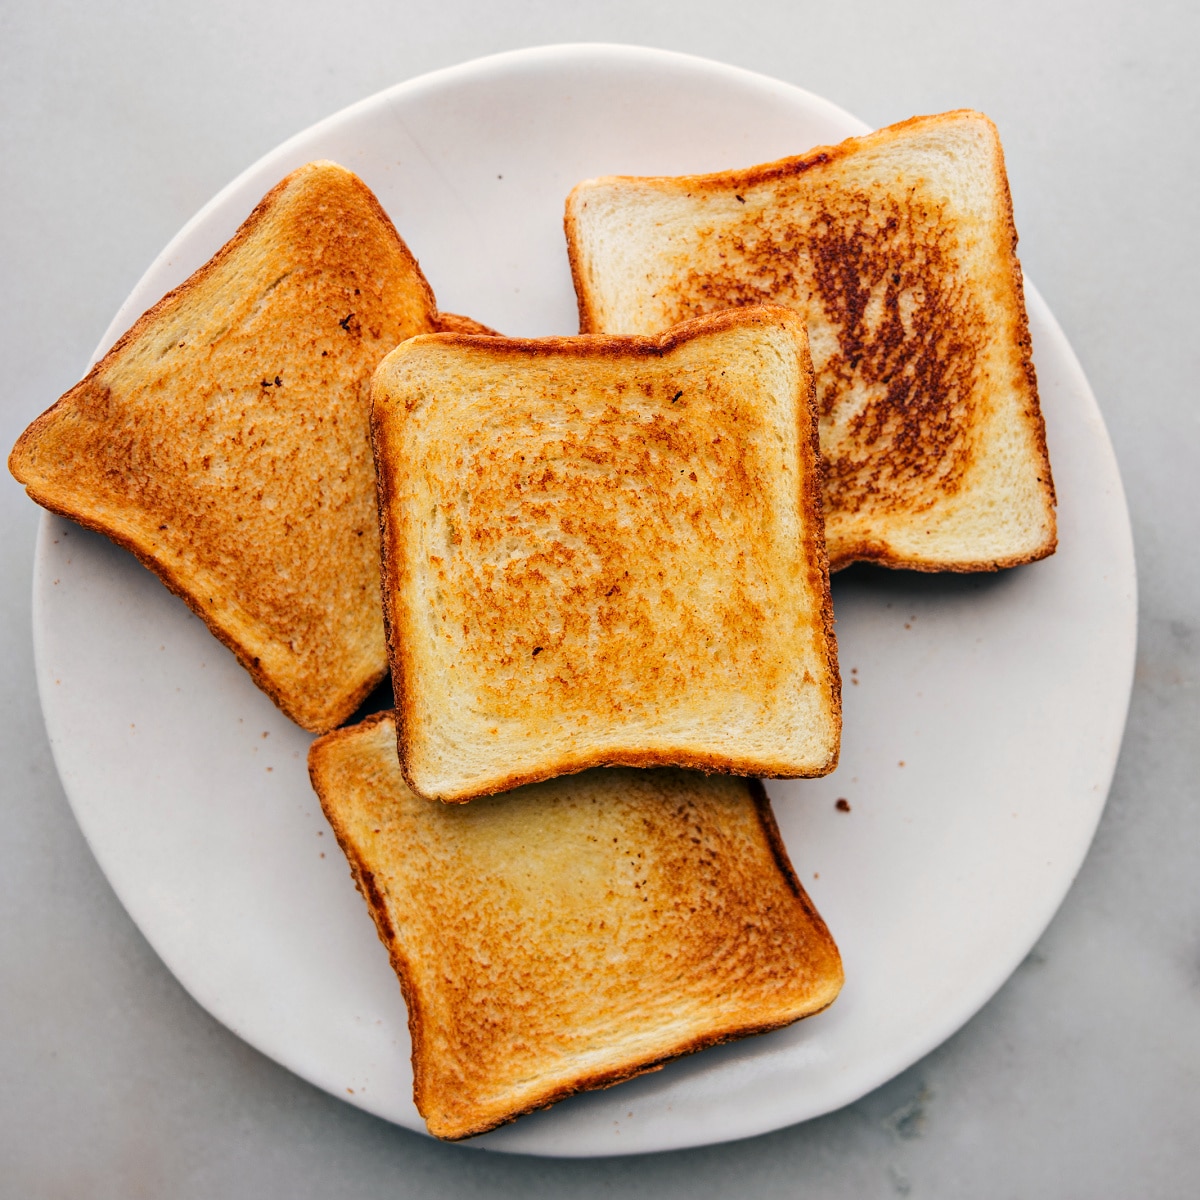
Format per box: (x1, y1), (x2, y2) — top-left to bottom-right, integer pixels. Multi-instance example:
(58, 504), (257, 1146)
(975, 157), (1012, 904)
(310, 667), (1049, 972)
(355, 865), (395, 941)
(664, 188), (983, 517)
(806, 195), (981, 513)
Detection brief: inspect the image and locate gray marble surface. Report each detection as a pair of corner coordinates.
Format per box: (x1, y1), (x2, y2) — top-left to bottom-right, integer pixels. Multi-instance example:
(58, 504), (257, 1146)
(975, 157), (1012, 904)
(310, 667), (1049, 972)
(2, 2), (1197, 1196)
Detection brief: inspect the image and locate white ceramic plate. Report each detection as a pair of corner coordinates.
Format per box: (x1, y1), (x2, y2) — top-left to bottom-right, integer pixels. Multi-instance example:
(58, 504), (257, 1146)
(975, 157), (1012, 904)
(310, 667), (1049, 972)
(31, 45), (1136, 1157)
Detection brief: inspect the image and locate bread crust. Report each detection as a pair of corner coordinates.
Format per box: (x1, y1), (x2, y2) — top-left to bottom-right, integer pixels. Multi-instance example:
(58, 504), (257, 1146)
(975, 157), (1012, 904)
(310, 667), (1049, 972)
(8, 162), (470, 731)
(565, 110), (1057, 574)
(308, 714), (844, 1140)
(431, 311), (501, 336)
(371, 306), (841, 803)
(308, 713), (434, 1113)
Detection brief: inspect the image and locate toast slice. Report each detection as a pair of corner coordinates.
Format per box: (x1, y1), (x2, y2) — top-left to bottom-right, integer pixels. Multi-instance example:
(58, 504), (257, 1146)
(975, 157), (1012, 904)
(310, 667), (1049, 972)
(370, 306), (841, 803)
(565, 111), (1057, 573)
(10, 161), (480, 732)
(308, 712), (844, 1141)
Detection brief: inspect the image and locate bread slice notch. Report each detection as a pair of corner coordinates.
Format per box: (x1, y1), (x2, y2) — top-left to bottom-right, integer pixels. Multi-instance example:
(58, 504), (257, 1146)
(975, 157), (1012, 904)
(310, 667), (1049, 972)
(565, 110), (1057, 573)
(10, 161), (470, 732)
(309, 712), (845, 1141)
(371, 305), (841, 803)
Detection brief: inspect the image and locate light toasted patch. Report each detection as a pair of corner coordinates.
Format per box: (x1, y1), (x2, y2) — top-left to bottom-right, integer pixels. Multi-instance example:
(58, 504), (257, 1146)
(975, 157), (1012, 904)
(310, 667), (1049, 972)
(309, 712), (844, 1141)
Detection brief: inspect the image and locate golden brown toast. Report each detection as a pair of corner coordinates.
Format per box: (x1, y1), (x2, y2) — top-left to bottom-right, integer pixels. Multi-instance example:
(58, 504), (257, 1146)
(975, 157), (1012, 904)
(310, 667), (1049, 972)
(10, 161), (478, 732)
(370, 306), (841, 803)
(565, 110), (1057, 573)
(308, 712), (844, 1141)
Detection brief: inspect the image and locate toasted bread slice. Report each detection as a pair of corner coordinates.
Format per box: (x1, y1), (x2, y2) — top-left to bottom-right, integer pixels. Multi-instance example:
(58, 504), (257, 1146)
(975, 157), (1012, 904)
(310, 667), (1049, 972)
(565, 110), (1056, 572)
(370, 306), (840, 803)
(308, 712), (844, 1141)
(10, 161), (472, 732)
